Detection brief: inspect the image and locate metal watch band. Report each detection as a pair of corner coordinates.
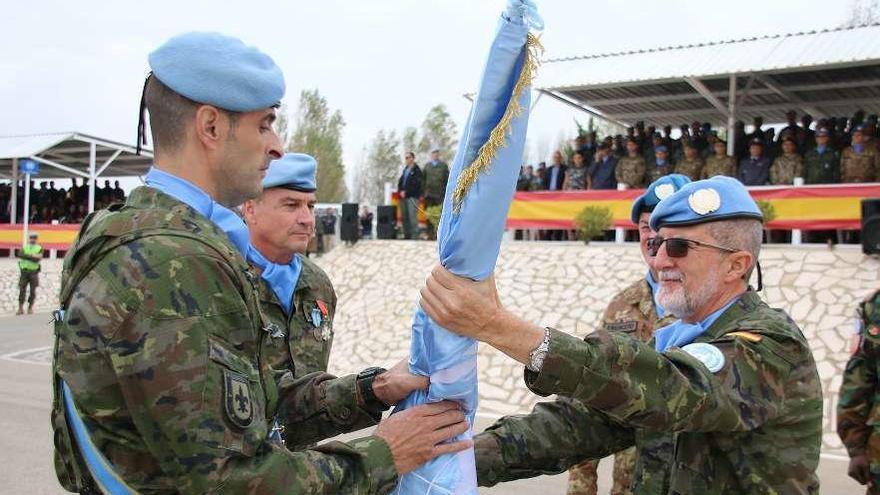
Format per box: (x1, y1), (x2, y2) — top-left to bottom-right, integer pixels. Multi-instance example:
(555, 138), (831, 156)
(527, 327), (551, 372)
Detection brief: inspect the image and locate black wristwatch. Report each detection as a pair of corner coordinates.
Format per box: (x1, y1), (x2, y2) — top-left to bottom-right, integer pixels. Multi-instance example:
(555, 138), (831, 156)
(356, 367), (389, 411)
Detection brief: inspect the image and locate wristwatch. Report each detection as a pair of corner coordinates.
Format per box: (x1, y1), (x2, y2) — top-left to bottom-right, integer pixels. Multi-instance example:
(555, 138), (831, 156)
(356, 366), (389, 410)
(527, 328), (551, 372)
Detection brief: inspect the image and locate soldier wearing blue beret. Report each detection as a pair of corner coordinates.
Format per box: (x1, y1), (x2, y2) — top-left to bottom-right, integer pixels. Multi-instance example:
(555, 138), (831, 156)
(243, 153), (434, 454)
(52, 33), (469, 494)
(419, 176), (823, 494)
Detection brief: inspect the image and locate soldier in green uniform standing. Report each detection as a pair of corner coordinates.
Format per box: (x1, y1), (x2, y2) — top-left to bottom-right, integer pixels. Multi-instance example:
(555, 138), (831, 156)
(674, 142), (704, 181)
(770, 136), (804, 185)
(419, 176), (823, 495)
(51, 32), (470, 494)
(615, 137), (647, 189)
(842, 125), (880, 183)
(422, 148), (450, 240)
(566, 175), (687, 495)
(838, 288), (880, 494)
(701, 139), (736, 179)
(243, 153), (428, 452)
(803, 127), (840, 184)
(16, 231), (41, 315)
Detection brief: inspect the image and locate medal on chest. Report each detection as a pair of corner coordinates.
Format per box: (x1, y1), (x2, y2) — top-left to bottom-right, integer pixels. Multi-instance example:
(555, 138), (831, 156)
(307, 299), (331, 341)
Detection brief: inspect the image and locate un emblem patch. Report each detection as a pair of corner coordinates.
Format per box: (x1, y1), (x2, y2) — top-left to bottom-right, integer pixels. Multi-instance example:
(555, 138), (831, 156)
(224, 369), (254, 429)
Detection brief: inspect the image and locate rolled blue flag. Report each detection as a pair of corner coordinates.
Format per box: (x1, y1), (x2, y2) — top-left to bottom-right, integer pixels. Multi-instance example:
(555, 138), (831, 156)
(394, 2), (542, 493)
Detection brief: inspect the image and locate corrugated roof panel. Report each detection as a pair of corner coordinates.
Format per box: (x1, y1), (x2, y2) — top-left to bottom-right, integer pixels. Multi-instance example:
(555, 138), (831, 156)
(0, 133), (74, 159)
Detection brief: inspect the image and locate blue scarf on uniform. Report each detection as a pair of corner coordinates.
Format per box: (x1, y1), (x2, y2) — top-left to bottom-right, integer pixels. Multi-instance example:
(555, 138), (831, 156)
(145, 167), (302, 314)
(644, 271), (667, 319)
(654, 296), (740, 352)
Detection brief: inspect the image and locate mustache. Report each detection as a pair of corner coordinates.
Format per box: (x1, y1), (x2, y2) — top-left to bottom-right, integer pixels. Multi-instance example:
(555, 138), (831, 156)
(659, 270), (684, 282)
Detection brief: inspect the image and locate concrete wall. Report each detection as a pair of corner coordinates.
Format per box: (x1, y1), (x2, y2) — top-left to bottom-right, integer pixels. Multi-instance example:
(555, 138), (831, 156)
(12, 241), (879, 455)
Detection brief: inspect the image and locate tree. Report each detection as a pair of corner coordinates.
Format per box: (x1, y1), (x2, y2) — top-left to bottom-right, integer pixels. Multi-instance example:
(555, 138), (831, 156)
(843, 0), (879, 26)
(402, 126), (419, 158)
(289, 89), (347, 203)
(417, 104), (458, 164)
(273, 103), (292, 149)
(356, 129), (400, 205)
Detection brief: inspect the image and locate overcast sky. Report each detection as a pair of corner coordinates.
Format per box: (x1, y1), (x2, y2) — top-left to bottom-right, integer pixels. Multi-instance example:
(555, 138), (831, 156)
(0, 0), (856, 192)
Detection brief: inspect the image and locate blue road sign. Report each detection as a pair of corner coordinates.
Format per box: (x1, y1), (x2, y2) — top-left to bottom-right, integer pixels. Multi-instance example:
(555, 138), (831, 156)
(19, 159), (39, 175)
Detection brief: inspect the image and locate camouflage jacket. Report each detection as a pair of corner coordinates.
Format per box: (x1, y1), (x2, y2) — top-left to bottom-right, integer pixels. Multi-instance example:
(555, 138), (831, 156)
(257, 256), (379, 451)
(769, 154), (804, 185)
(803, 147), (840, 184)
(673, 157), (703, 181)
(841, 146), (880, 183)
(422, 161), (450, 202)
(475, 291), (822, 494)
(837, 289), (880, 460)
(615, 156), (647, 189)
(701, 155), (735, 179)
(51, 186), (397, 494)
(598, 277), (675, 344)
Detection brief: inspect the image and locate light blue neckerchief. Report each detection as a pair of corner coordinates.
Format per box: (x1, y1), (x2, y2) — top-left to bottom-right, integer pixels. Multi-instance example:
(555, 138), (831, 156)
(653, 296), (740, 352)
(644, 271), (667, 318)
(854, 144), (865, 154)
(143, 167), (249, 255)
(816, 145), (827, 154)
(246, 246), (302, 315)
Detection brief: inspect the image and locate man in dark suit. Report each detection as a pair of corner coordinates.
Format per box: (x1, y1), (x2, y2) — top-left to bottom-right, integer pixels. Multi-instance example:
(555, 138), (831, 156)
(543, 150), (567, 191)
(397, 151), (423, 239)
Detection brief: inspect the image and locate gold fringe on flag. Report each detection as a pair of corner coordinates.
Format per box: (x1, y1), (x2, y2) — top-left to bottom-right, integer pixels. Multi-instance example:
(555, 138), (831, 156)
(451, 32), (544, 214)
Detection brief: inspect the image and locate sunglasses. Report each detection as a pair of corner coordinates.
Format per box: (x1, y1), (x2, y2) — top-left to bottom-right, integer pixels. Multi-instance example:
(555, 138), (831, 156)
(647, 236), (738, 258)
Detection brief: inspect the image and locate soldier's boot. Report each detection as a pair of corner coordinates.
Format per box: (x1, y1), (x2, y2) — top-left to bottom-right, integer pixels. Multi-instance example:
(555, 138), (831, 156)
(16, 305), (23, 316)
(27, 305), (34, 314)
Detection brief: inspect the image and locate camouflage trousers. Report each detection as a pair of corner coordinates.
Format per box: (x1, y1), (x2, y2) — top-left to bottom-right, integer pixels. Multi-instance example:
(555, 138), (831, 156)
(18, 270), (38, 306)
(567, 447), (636, 495)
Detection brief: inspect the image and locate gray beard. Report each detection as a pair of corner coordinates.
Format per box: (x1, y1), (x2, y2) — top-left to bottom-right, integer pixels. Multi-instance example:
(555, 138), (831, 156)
(657, 268), (722, 319)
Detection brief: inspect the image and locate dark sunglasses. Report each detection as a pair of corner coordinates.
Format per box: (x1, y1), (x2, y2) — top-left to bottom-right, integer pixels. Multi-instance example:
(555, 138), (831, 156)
(647, 236), (738, 258)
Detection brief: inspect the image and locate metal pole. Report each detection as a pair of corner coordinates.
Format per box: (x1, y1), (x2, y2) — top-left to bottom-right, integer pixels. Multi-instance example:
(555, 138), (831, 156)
(727, 74), (737, 157)
(10, 158), (18, 224)
(22, 173), (31, 246)
(615, 183), (626, 244)
(88, 142), (96, 212)
(791, 178), (803, 245)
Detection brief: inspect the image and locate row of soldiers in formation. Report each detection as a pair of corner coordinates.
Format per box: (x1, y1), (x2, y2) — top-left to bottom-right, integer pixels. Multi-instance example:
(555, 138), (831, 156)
(518, 123), (878, 193)
(0, 178), (126, 224)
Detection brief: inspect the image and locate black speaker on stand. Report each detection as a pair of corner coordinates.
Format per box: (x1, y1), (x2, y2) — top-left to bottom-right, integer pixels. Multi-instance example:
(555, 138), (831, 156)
(340, 203), (359, 244)
(377, 205), (397, 239)
(862, 198), (880, 255)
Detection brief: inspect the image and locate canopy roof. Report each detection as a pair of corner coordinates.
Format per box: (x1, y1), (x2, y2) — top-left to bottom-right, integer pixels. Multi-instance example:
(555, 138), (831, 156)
(0, 132), (153, 180)
(537, 23), (880, 127)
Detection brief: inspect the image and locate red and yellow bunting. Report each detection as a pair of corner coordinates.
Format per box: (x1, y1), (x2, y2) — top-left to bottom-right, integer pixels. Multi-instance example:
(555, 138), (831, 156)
(506, 184), (880, 231)
(0, 224), (80, 249)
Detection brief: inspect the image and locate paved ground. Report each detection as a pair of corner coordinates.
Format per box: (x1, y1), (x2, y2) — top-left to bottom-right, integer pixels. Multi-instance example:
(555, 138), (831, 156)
(0, 312), (862, 494)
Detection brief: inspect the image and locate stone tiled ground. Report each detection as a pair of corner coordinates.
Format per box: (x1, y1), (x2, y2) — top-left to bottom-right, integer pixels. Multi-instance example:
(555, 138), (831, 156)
(7, 241), (877, 455)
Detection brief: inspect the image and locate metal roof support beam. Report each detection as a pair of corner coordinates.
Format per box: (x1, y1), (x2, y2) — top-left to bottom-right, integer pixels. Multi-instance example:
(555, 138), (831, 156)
(606, 96), (880, 121)
(10, 158), (18, 224)
(685, 77), (731, 119)
(755, 74), (824, 118)
(96, 149), (123, 177)
(736, 74), (757, 110)
(727, 74), (737, 156)
(88, 143), (96, 213)
(28, 156), (90, 179)
(539, 89), (629, 128)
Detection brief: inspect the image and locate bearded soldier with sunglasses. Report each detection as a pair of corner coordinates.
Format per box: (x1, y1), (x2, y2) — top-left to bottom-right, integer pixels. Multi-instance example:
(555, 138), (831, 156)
(420, 176), (823, 494)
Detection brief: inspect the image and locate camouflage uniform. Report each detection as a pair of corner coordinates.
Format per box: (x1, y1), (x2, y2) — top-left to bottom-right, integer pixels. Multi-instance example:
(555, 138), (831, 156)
(567, 278), (676, 495)
(51, 187), (398, 494)
(258, 256), (382, 451)
(615, 156), (647, 189)
(841, 146), (880, 183)
(646, 164), (672, 184)
(803, 147), (840, 184)
(701, 155), (736, 179)
(838, 289), (880, 494)
(476, 291), (822, 494)
(673, 157), (703, 181)
(422, 161), (450, 208)
(769, 153), (804, 185)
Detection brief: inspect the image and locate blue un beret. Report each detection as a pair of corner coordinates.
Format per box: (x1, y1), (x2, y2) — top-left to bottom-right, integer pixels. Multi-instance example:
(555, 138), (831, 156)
(263, 153), (317, 192)
(149, 32), (285, 112)
(630, 174), (691, 224)
(649, 176), (763, 230)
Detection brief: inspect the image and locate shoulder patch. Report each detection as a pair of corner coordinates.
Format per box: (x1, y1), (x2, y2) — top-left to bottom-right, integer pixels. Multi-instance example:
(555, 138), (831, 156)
(224, 369), (254, 429)
(726, 331), (763, 343)
(604, 321), (638, 333)
(681, 342), (725, 373)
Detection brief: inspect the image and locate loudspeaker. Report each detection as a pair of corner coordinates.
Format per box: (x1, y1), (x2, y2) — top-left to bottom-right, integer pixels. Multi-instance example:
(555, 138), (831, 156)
(340, 203), (359, 243)
(863, 198), (880, 254)
(377, 205), (397, 239)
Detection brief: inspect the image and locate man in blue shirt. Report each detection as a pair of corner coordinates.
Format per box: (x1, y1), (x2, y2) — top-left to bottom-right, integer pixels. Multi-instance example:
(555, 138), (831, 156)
(589, 143), (618, 190)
